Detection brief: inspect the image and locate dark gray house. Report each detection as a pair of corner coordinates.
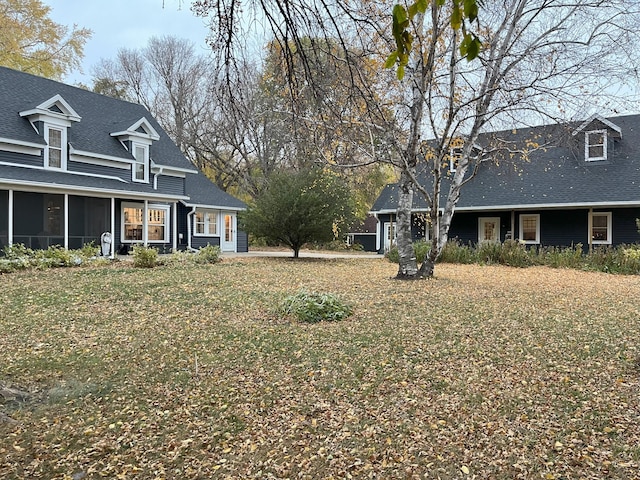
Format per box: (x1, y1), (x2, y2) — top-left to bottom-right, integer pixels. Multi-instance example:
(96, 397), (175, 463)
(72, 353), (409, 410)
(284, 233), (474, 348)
(0, 66), (247, 255)
(371, 114), (640, 252)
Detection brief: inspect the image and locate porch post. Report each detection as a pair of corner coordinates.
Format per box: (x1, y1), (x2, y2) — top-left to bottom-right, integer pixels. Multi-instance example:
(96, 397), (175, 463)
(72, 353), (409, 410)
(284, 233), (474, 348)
(588, 208), (593, 254)
(110, 197), (115, 258)
(143, 200), (148, 246)
(375, 214), (380, 251)
(510, 210), (515, 241)
(8, 189), (13, 246)
(64, 193), (69, 249)
(172, 202), (178, 252)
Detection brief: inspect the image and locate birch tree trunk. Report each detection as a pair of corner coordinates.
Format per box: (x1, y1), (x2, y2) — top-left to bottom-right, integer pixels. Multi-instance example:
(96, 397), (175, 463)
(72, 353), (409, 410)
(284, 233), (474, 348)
(396, 168), (418, 278)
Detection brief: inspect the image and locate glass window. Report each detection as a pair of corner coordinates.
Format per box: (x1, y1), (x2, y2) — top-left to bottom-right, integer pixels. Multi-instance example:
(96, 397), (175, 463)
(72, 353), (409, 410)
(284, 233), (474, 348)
(585, 130), (607, 161)
(478, 217), (500, 243)
(46, 127), (64, 169)
(519, 214), (540, 244)
(194, 210), (218, 236)
(132, 143), (148, 182)
(449, 147), (462, 173)
(591, 212), (612, 244)
(122, 204), (169, 243)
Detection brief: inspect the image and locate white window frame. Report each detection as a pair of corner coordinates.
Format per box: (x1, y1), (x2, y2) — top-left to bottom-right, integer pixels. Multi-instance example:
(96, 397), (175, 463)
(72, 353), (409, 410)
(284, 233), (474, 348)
(478, 217), (501, 243)
(519, 214), (540, 244)
(44, 124), (67, 170)
(121, 202), (170, 243)
(449, 147), (462, 173)
(132, 142), (149, 183)
(194, 209), (219, 237)
(590, 211), (612, 245)
(585, 130), (607, 162)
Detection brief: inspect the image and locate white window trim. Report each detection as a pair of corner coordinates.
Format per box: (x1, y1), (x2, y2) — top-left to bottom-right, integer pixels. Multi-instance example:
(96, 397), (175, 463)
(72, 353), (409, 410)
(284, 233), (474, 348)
(478, 217), (501, 243)
(131, 142), (149, 183)
(121, 202), (170, 243)
(44, 124), (67, 170)
(193, 209), (220, 237)
(449, 147), (462, 173)
(519, 214), (540, 244)
(590, 211), (612, 245)
(585, 129), (607, 162)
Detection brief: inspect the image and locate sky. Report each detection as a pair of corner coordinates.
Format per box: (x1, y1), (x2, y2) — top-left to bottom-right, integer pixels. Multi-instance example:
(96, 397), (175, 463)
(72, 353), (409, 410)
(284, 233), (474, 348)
(44, 0), (214, 86)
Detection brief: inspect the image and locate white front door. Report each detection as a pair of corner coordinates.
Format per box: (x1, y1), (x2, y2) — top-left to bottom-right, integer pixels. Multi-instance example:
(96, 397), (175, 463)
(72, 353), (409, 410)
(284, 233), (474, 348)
(478, 217), (501, 243)
(384, 222), (396, 251)
(221, 213), (236, 252)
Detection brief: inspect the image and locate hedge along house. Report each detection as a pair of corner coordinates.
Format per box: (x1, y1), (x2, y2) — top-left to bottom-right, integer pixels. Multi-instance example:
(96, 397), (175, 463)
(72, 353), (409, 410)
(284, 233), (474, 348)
(0, 66), (246, 255)
(370, 114), (640, 253)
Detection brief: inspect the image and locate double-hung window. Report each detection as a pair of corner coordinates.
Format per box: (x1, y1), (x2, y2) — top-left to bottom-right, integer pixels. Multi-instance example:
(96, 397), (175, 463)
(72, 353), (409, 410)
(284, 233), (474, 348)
(122, 203), (169, 243)
(132, 143), (149, 182)
(194, 210), (218, 236)
(590, 212), (612, 245)
(585, 130), (607, 161)
(449, 147), (462, 173)
(45, 126), (66, 169)
(519, 214), (540, 244)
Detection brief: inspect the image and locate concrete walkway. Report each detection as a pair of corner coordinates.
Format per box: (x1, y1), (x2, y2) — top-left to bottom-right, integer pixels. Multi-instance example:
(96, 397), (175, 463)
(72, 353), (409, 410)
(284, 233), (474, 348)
(221, 249), (384, 259)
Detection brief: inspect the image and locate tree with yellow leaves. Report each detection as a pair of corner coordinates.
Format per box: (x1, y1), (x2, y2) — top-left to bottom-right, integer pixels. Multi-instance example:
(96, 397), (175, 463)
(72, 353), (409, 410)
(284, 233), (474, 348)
(0, 0), (91, 79)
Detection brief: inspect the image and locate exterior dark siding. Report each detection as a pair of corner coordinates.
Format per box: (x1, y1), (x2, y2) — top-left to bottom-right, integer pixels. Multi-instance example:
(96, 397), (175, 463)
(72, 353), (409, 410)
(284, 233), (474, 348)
(68, 160), (130, 181)
(237, 230), (248, 252)
(157, 175), (185, 196)
(192, 236), (221, 249)
(352, 233), (377, 252)
(0, 150), (42, 167)
(612, 208), (640, 245)
(538, 210), (587, 247)
(177, 203), (189, 247)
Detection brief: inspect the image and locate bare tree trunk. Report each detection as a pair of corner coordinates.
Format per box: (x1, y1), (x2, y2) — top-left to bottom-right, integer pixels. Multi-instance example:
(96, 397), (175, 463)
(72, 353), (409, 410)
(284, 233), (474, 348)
(396, 169), (418, 278)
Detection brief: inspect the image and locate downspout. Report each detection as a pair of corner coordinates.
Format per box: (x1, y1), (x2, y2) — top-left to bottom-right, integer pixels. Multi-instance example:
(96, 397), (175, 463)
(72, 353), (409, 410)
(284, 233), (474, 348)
(153, 166), (164, 190)
(186, 205), (197, 252)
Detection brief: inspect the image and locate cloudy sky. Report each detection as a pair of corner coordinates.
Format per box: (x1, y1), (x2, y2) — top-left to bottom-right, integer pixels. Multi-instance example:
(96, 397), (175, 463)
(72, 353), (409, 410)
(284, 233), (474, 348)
(44, 0), (213, 85)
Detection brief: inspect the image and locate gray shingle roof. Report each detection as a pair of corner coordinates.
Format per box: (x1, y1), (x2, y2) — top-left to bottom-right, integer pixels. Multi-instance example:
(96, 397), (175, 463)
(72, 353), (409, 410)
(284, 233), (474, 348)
(0, 66), (192, 170)
(184, 171), (246, 210)
(371, 115), (640, 213)
(0, 163), (186, 200)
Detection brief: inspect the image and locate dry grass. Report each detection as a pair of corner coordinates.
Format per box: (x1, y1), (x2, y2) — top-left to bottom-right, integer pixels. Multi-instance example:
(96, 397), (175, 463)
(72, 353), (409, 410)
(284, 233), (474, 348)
(1, 258), (639, 479)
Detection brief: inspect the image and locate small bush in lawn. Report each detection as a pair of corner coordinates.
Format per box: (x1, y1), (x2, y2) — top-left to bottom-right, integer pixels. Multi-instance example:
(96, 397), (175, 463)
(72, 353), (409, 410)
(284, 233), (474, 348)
(477, 241), (503, 265)
(195, 245), (221, 264)
(280, 290), (353, 323)
(132, 244), (158, 268)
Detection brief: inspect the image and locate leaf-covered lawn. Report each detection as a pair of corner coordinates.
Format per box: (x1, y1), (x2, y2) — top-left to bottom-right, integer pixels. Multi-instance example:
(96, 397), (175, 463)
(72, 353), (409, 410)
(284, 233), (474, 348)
(1, 258), (639, 479)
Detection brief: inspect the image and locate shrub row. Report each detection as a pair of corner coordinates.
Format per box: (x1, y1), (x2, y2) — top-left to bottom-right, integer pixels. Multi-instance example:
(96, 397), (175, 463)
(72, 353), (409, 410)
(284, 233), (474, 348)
(132, 244), (222, 268)
(386, 239), (640, 275)
(0, 243), (102, 273)
(0, 243), (223, 273)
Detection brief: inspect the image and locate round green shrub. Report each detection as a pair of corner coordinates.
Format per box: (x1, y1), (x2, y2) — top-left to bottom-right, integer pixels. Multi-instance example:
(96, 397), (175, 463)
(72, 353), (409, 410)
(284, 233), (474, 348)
(279, 290), (353, 323)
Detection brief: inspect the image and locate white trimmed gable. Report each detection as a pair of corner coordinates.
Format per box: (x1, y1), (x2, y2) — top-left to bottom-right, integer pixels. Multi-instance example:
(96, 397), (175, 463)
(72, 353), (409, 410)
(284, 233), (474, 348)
(572, 114), (622, 138)
(19, 94), (82, 125)
(110, 117), (160, 143)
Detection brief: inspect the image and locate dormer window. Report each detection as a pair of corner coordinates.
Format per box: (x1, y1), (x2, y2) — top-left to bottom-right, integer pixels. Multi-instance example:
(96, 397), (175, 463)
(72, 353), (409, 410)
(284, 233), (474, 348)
(449, 147), (462, 173)
(132, 143), (149, 182)
(45, 125), (66, 169)
(585, 130), (607, 161)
